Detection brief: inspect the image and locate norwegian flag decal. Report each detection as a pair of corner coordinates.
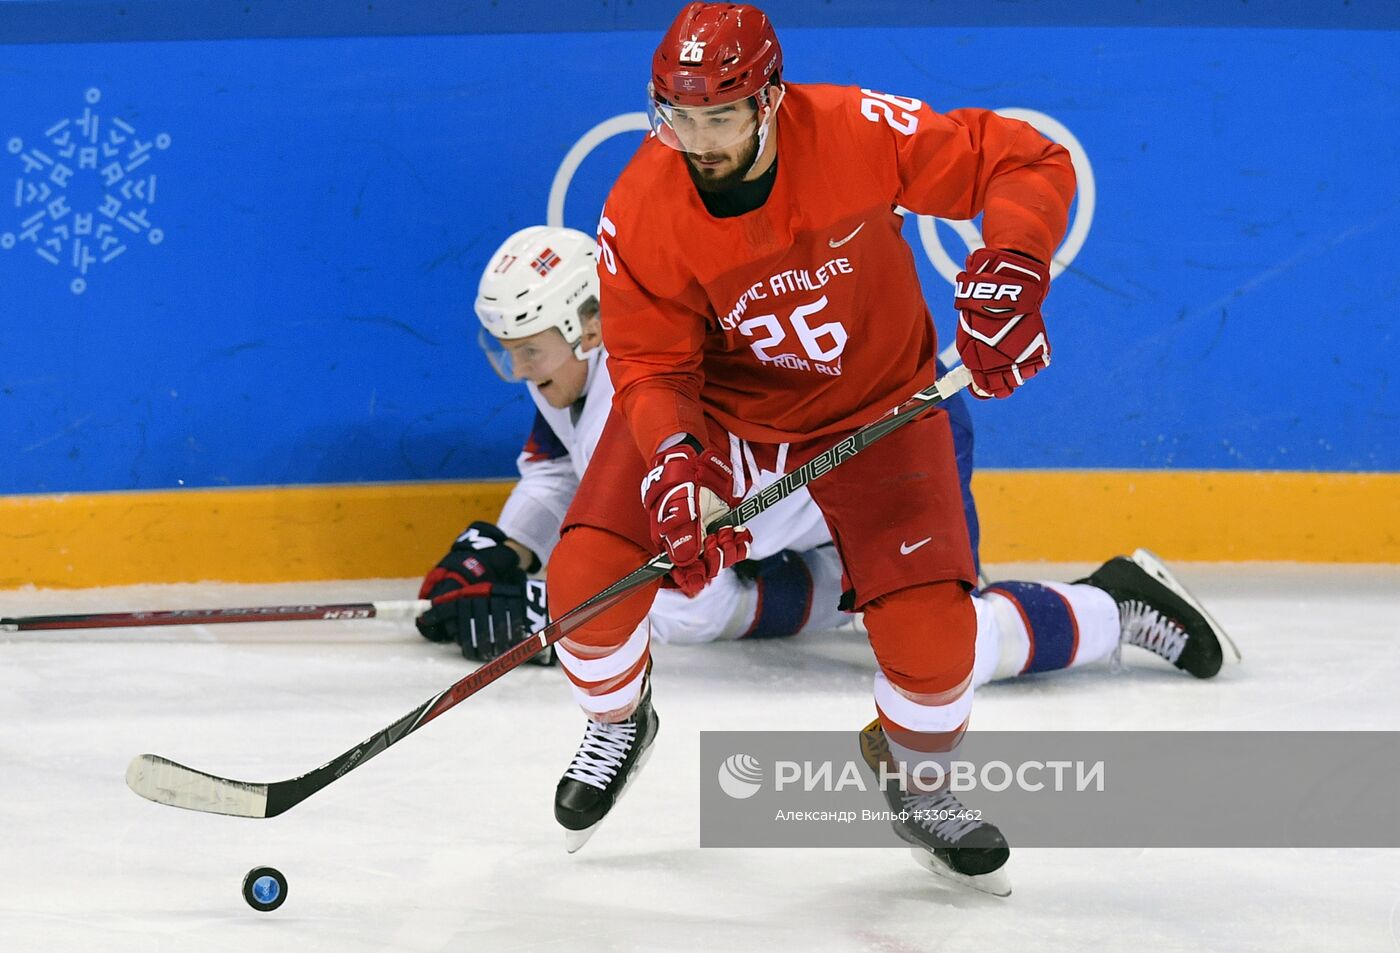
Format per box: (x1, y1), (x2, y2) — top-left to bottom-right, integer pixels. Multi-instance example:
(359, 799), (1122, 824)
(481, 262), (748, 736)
(531, 247), (562, 276)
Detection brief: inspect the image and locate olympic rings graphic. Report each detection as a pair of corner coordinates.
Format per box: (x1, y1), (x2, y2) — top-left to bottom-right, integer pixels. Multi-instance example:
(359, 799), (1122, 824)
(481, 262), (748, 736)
(547, 112), (650, 230)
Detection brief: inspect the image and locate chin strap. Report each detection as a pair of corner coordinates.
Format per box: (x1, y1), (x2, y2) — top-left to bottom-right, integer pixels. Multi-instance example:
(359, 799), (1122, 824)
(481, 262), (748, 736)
(746, 83), (784, 177)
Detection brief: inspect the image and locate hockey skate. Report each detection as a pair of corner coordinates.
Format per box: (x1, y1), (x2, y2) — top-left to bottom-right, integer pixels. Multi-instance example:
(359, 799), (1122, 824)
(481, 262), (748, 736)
(858, 718), (1012, 897)
(554, 675), (660, 853)
(1082, 548), (1240, 678)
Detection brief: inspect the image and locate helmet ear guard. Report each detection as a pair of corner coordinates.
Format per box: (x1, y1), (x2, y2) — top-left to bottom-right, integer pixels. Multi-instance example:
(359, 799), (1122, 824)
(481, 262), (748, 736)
(570, 296), (602, 361)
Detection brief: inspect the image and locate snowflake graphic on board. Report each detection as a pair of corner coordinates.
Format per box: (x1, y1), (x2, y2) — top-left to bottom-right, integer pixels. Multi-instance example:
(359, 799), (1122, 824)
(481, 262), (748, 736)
(2, 87), (171, 295)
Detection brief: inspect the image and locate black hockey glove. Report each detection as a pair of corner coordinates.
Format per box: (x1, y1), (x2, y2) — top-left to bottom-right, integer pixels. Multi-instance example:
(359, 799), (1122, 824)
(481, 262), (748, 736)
(417, 521), (541, 660)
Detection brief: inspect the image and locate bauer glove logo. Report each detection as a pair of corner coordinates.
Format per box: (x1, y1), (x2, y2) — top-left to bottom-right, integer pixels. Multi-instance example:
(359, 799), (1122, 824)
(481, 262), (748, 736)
(953, 280), (1024, 303)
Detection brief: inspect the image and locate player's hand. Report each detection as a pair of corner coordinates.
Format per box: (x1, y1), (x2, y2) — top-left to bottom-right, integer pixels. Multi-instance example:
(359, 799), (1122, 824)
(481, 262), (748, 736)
(640, 442), (752, 597)
(954, 248), (1051, 399)
(417, 521), (535, 660)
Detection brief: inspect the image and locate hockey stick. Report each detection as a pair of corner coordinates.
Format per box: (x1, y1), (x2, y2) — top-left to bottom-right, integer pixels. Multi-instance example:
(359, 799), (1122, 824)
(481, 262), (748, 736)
(125, 365), (973, 819)
(1, 600), (430, 632)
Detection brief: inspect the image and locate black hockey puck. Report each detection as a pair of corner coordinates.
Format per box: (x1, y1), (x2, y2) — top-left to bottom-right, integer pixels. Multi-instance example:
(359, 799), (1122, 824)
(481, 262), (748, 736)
(242, 866), (288, 912)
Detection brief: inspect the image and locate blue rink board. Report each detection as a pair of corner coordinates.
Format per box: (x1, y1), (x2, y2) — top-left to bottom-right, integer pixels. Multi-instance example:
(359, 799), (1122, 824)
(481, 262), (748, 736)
(0, 24), (1396, 492)
(2, 0), (1397, 39)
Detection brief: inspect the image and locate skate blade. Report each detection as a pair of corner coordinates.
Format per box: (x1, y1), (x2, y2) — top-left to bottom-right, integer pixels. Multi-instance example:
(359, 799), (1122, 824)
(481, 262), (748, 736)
(1130, 548), (1242, 664)
(563, 825), (597, 854)
(561, 740), (658, 855)
(909, 847), (1012, 897)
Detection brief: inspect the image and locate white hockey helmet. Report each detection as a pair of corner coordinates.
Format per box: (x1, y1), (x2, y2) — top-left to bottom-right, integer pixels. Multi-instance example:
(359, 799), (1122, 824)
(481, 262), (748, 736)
(474, 225), (597, 345)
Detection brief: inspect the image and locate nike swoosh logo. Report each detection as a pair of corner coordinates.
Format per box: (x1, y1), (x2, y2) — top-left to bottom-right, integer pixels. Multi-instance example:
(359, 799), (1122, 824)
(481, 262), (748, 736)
(828, 222), (865, 248)
(900, 537), (932, 555)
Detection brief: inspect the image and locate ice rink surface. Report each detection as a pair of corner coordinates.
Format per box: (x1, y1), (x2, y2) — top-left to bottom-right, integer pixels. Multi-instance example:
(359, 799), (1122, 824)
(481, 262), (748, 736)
(2, 562), (1399, 953)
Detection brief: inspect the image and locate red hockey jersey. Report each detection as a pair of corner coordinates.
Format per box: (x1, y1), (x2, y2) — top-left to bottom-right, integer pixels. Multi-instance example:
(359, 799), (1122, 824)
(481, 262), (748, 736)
(598, 82), (1075, 455)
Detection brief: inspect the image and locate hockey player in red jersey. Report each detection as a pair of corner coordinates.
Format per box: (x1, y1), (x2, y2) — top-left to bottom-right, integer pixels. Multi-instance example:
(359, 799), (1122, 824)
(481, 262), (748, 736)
(545, 2), (1230, 894)
(413, 225), (1231, 692)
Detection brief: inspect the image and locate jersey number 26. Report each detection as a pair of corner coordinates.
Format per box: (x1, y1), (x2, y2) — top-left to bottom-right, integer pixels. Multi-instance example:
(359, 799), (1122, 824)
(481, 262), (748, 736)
(859, 89), (922, 136)
(739, 295), (848, 365)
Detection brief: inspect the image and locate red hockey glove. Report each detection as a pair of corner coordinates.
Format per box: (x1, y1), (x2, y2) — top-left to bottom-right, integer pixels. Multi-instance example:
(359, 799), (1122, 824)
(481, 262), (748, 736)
(954, 247), (1052, 399)
(640, 442), (752, 597)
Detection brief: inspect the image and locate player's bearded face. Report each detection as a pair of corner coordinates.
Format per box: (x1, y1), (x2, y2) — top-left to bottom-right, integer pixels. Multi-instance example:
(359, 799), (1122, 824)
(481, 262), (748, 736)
(684, 126), (761, 193)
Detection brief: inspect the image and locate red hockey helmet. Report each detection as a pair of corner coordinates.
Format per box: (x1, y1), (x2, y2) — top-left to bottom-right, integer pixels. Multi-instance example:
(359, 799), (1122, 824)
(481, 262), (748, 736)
(651, 2), (782, 108)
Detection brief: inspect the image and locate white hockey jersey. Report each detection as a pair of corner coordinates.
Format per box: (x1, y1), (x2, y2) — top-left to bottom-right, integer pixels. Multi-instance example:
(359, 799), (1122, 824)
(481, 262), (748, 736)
(495, 348), (614, 565)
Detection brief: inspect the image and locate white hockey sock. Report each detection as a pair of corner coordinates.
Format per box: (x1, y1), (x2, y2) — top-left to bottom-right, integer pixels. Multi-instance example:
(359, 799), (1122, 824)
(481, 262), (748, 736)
(873, 670), (974, 783)
(556, 619), (651, 719)
(973, 582), (1120, 686)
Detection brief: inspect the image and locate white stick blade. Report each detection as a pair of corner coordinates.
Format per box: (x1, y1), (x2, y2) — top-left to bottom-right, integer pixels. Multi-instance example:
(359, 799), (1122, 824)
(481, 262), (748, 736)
(126, 753), (270, 818)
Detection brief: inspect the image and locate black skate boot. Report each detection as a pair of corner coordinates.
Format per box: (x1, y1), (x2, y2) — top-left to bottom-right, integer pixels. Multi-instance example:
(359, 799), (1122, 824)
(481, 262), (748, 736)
(1080, 548), (1240, 678)
(858, 718), (1011, 897)
(554, 675), (660, 853)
